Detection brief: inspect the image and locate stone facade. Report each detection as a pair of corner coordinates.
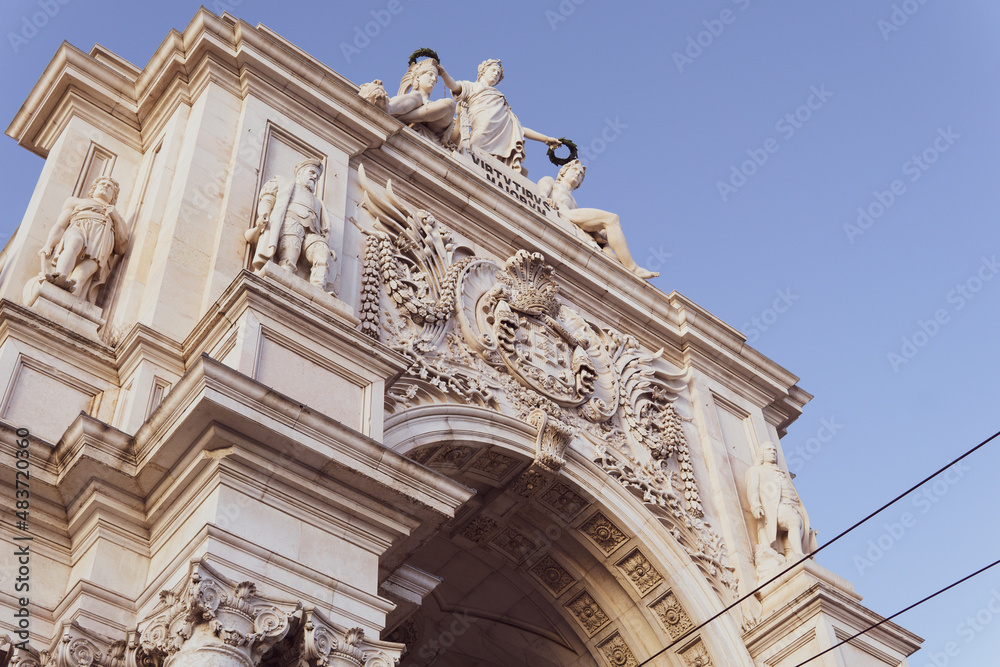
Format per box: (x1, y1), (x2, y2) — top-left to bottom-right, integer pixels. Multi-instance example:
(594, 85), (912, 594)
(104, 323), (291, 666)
(0, 10), (921, 667)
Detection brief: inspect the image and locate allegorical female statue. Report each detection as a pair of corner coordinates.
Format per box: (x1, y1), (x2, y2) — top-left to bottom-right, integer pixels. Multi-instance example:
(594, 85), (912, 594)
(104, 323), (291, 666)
(437, 59), (561, 173)
(385, 58), (457, 148)
(40, 176), (128, 304)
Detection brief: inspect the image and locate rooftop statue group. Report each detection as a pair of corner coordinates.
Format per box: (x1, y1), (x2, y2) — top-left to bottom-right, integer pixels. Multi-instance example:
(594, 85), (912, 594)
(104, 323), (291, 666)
(360, 54), (658, 280)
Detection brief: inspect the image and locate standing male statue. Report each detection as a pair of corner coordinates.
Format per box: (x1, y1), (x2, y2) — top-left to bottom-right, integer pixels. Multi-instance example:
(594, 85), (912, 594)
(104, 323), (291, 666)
(537, 160), (659, 280)
(745, 441), (815, 572)
(246, 158), (334, 291)
(40, 176), (128, 304)
(436, 59), (561, 173)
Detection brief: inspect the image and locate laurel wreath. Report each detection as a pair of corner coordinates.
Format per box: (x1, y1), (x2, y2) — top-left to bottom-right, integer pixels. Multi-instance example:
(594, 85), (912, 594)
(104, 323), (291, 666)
(546, 138), (579, 166)
(408, 48), (440, 65)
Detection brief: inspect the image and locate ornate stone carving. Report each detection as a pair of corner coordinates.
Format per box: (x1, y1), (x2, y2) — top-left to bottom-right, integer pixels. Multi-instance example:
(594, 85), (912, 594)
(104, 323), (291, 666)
(407, 446), (439, 465)
(246, 159), (336, 292)
(596, 632), (638, 667)
(678, 639), (713, 667)
(23, 624), (152, 667)
(138, 561), (295, 667)
(358, 81), (389, 110)
(539, 482), (588, 520)
(509, 468), (548, 498)
(468, 450), (518, 479)
(649, 591), (694, 641)
(437, 60), (561, 173)
(489, 525), (537, 563)
(460, 516), (499, 544)
(528, 554), (575, 595)
(580, 513), (628, 554)
(564, 591), (610, 636)
(537, 161), (658, 280)
(746, 441), (817, 582)
(427, 445), (474, 468)
(616, 549), (663, 596)
(38, 176), (128, 304)
(357, 166), (733, 601)
(528, 408), (576, 471)
(270, 608), (402, 667)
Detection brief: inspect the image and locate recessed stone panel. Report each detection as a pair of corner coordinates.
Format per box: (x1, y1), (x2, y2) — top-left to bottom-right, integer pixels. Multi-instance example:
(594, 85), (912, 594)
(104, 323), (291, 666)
(649, 590), (694, 641)
(529, 554), (575, 595)
(580, 512), (628, 554)
(469, 450), (518, 479)
(540, 481), (588, 520)
(616, 549), (663, 596)
(489, 525), (537, 564)
(597, 632), (639, 667)
(564, 590), (610, 636)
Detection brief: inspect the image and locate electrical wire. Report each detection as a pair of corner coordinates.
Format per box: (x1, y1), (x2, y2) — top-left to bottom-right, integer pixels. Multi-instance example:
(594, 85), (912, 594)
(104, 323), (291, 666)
(635, 427), (1000, 666)
(791, 556), (1000, 667)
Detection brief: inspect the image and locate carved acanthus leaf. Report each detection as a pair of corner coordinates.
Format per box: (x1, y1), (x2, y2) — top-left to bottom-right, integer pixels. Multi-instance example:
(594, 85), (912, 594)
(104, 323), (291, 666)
(138, 562), (296, 667)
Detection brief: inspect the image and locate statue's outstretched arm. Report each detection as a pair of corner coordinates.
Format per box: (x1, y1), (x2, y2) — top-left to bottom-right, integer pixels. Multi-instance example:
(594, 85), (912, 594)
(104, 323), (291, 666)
(523, 127), (561, 149)
(437, 64), (461, 95)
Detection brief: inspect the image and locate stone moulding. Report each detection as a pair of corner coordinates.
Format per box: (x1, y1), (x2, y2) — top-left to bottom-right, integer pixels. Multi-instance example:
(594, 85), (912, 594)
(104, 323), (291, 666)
(358, 165), (738, 601)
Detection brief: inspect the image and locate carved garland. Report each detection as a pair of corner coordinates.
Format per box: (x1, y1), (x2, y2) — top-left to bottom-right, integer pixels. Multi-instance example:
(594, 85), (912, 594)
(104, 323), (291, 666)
(357, 164), (735, 598)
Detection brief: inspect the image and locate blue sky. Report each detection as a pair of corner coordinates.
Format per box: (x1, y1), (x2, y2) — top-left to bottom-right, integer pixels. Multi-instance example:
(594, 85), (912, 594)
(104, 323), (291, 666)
(3, 1), (999, 664)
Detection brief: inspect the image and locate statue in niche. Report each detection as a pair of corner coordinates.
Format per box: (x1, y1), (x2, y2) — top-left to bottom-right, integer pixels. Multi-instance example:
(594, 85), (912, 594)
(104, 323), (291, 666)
(386, 58), (457, 148)
(39, 176), (128, 304)
(245, 158), (334, 290)
(437, 59), (561, 173)
(537, 160), (659, 280)
(745, 441), (816, 577)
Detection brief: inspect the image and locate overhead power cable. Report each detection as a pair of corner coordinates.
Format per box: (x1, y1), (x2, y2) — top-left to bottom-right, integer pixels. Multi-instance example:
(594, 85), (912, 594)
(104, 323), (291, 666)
(635, 427), (1000, 667)
(790, 555), (1000, 667)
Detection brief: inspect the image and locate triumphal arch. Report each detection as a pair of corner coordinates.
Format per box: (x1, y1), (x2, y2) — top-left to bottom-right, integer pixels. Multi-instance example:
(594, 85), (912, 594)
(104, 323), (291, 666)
(0, 10), (920, 667)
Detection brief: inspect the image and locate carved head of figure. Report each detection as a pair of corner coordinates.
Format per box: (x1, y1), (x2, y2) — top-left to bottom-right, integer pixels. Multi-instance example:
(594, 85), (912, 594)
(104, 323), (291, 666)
(411, 59), (439, 93)
(556, 160), (586, 191)
(759, 441), (778, 466)
(477, 59), (504, 86)
(88, 176), (120, 205)
(294, 158), (323, 192)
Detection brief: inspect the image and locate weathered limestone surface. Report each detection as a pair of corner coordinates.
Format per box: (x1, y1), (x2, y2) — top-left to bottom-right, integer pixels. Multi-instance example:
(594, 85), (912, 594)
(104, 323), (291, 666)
(0, 9), (921, 667)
